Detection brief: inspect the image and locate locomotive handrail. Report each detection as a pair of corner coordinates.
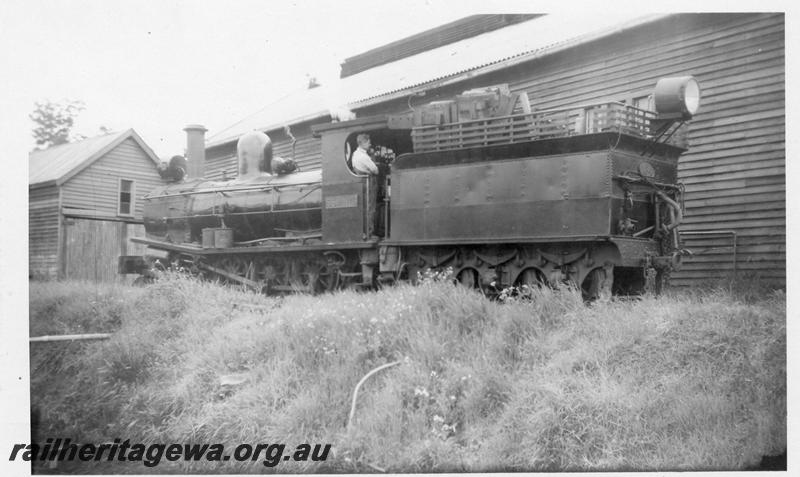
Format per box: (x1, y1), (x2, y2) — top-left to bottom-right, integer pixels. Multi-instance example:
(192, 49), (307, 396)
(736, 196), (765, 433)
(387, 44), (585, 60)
(144, 181), (322, 199)
(149, 206), (324, 222)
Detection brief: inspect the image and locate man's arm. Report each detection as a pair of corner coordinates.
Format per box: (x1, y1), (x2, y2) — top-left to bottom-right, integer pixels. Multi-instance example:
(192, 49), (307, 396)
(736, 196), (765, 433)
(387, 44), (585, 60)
(364, 156), (378, 175)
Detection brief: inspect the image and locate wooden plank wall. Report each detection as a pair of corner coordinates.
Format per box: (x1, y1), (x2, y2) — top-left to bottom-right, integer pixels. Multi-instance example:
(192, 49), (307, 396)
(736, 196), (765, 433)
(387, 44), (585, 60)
(506, 13), (785, 286)
(204, 143), (237, 181)
(60, 138), (163, 219)
(671, 16), (784, 285)
(126, 223), (148, 256)
(29, 186), (60, 280)
(204, 122), (324, 180)
(62, 218), (146, 282)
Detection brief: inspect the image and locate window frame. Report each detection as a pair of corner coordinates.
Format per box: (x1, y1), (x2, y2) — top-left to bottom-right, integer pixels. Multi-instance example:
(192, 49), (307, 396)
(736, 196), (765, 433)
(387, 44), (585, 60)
(117, 178), (135, 217)
(623, 89), (655, 112)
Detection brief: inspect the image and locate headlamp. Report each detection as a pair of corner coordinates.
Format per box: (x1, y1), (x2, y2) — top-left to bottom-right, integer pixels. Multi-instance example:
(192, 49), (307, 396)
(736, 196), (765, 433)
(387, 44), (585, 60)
(654, 76), (701, 120)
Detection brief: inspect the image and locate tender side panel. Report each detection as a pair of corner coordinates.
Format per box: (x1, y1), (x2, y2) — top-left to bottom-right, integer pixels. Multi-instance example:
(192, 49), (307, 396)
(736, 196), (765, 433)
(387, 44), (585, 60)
(390, 150), (612, 242)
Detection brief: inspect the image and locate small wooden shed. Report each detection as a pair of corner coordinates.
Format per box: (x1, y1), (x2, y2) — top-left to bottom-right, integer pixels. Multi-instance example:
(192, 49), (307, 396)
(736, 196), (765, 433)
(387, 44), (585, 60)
(29, 129), (164, 281)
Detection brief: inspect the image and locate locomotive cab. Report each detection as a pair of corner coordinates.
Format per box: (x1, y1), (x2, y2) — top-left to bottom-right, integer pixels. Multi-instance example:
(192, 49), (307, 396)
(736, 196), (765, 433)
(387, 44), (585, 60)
(312, 116), (412, 243)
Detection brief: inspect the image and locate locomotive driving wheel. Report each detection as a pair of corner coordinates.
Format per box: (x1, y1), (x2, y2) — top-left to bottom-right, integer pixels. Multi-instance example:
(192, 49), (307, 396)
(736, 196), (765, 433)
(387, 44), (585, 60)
(287, 261), (312, 293)
(219, 257), (249, 283)
(315, 265), (339, 293)
(516, 268), (545, 289)
(582, 267), (613, 302)
(456, 268), (481, 290)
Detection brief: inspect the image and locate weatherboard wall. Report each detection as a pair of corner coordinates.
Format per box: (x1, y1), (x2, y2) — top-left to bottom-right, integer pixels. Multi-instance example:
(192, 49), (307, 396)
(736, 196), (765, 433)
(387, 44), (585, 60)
(503, 12), (785, 286)
(60, 137), (163, 220)
(353, 12), (784, 287)
(204, 121), (324, 180)
(29, 185), (61, 280)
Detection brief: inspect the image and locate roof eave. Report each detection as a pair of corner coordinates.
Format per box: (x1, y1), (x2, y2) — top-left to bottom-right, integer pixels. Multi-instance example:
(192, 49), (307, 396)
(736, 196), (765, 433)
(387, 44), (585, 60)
(53, 129), (160, 186)
(206, 110), (332, 149)
(53, 130), (133, 186)
(29, 180), (57, 190)
(127, 129), (163, 167)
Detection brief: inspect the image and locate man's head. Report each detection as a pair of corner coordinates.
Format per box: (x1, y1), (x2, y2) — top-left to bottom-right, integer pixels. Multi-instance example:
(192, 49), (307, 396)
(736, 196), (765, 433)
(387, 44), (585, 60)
(356, 133), (371, 150)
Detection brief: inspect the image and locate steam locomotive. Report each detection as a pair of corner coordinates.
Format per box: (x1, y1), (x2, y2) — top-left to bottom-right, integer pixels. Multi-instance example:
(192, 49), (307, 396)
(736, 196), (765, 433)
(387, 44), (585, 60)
(122, 77), (700, 299)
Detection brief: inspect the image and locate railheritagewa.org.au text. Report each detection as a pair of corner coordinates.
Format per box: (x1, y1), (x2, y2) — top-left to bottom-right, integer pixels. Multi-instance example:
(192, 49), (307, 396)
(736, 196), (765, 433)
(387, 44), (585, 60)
(9, 438), (330, 467)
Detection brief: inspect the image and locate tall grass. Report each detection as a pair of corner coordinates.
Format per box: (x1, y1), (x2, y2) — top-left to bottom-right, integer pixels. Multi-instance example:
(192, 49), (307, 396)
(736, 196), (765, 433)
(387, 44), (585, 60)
(29, 274), (785, 473)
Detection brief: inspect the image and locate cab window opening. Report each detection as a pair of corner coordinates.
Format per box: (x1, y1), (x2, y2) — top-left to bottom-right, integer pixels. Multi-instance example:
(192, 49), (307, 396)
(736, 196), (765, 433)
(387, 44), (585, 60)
(344, 129), (412, 176)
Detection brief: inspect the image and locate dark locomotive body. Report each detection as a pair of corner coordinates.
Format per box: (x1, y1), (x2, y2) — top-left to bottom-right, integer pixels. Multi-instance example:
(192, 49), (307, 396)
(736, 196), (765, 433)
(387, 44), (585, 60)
(143, 170), (322, 245)
(388, 132), (683, 295)
(126, 80), (694, 299)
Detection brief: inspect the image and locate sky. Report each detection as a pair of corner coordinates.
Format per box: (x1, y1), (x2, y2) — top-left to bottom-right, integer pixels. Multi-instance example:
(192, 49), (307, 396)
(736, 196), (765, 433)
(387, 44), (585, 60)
(3, 0), (516, 158)
(2, 0), (793, 158)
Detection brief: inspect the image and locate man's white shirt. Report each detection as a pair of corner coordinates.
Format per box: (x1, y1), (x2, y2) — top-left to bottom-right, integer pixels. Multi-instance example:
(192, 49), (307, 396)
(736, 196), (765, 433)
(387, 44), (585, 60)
(351, 147), (378, 175)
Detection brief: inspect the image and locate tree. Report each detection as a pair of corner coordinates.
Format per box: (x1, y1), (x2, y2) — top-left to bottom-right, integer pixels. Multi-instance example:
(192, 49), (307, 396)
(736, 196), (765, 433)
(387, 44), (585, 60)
(29, 100), (85, 149)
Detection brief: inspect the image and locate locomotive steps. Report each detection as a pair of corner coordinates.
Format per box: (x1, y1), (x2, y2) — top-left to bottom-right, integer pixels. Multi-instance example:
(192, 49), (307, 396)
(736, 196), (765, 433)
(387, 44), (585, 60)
(29, 274), (785, 472)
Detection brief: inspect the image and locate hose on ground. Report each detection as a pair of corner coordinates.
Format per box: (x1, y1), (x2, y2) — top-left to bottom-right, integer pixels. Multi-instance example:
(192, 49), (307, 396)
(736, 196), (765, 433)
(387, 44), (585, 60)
(347, 360), (403, 431)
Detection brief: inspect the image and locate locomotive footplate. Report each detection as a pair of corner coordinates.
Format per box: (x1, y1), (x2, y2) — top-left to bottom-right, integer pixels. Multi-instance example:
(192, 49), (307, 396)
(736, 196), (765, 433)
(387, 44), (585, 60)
(126, 237), (378, 293)
(130, 236), (379, 255)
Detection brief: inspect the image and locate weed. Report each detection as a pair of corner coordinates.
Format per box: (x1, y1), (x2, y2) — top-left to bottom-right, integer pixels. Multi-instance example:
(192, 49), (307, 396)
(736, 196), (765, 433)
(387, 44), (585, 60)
(29, 275), (785, 472)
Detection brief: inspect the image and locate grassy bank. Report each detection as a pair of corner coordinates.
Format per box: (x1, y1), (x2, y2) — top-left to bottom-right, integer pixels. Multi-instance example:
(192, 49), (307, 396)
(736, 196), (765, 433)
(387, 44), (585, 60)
(29, 275), (786, 473)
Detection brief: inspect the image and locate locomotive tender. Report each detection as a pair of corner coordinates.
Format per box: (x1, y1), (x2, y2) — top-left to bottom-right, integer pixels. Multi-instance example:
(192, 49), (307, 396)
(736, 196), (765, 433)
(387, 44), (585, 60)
(124, 77), (700, 299)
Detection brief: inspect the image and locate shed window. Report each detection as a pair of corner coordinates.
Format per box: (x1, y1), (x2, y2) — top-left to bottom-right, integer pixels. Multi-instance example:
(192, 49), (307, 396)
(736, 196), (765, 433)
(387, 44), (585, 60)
(118, 179), (134, 216)
(632, 95), (653, 111)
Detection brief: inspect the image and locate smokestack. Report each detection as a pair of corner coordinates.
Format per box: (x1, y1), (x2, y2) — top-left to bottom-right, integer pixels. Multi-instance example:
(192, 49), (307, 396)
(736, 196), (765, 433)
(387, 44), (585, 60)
(184, 124), (207, 178)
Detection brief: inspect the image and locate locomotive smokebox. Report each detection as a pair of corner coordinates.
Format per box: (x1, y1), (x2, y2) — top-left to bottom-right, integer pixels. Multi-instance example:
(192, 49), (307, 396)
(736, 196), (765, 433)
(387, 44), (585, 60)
(184, 124), (208, 178)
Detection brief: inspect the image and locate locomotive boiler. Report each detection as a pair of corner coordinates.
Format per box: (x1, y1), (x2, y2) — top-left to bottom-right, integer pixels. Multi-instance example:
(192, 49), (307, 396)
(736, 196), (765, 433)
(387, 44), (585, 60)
(123, 77), (700, 299)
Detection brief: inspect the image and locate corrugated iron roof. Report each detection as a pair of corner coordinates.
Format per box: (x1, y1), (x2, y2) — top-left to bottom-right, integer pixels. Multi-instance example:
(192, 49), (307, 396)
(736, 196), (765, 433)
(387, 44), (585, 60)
(338, 12), (669, 107)
(206, 86), (331, 148)
(29, 129), (160, 188)
(206, 13), (669, 148)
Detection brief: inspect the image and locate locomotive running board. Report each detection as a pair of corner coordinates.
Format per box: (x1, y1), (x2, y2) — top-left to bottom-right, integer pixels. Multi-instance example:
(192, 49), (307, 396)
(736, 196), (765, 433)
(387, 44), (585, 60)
(130, 237), (378, 254)
(379, 235), (619, 246)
